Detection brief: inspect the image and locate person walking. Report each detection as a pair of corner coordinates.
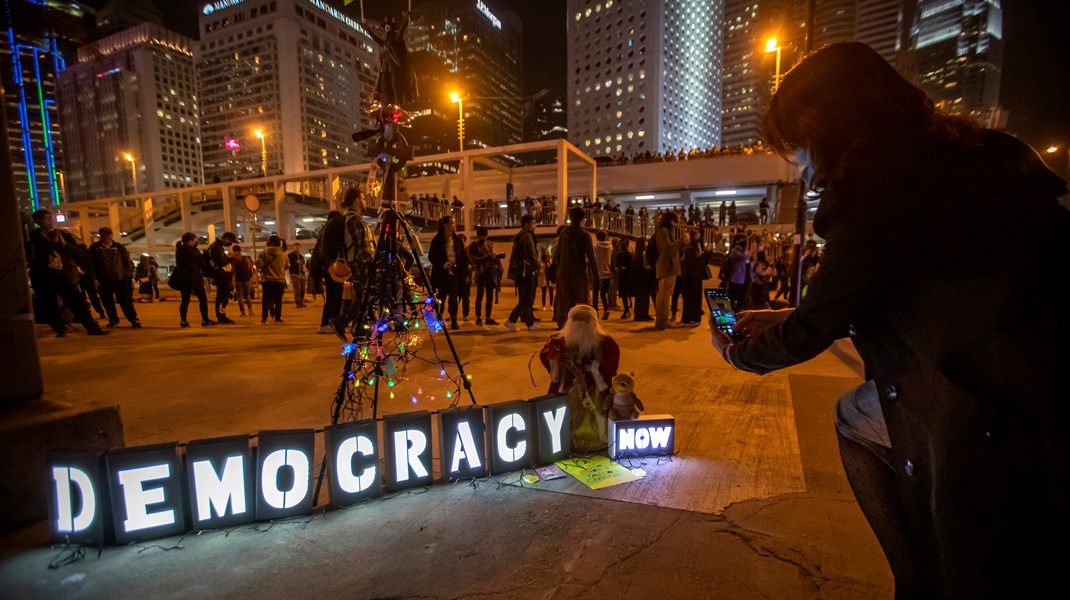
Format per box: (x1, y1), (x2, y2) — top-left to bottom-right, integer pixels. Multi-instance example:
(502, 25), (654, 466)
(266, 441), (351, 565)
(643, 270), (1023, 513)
(206, 231), (237, 324)
(171, 232), (213, 328)
(26, 209), (107, 336)
(467, 227), (500, 326)
(504, 214), (540, 331)
(288, 242), (307, 308)
(427, 215), (468, 330)
(552, 207), (598, 329)
(709, 41), (1070, 599)
(88, 226), (141, 328)
(256, 234), (289, 323)
(230, 245), (255, 316)
(592, 230), (613, 319)
(654, 212), (683, 330)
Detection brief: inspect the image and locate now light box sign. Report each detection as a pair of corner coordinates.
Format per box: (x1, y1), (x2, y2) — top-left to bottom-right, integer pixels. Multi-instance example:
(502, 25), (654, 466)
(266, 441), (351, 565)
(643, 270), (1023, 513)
(46, 395), (575, 546)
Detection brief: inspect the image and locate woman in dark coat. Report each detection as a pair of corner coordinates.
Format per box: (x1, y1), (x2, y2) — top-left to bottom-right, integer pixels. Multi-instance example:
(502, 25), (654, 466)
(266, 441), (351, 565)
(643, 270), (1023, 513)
(679, 236), (712, 324)
(630, 238), (653, 321)
(614, 239), (634, 319)
(427, 215), (469, 330)
(710, 42), (1069, 599)
(171, 232), (214, 327)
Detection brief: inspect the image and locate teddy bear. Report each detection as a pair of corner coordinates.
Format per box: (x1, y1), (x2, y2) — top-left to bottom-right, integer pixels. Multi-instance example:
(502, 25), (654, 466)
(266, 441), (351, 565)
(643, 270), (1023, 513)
(607, 372), (645, 421)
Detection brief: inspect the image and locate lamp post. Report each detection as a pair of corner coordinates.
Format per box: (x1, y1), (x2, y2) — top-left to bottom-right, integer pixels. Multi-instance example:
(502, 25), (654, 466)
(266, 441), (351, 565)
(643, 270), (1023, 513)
(123, 152), (136, 195)
(450, 92), (465, 152)
(254, 129), (267, 177)
(765, 38), (782, 93)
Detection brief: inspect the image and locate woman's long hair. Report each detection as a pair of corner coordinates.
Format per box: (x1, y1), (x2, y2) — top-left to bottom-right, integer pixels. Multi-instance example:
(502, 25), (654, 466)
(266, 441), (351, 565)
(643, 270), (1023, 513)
(762, 42), (978, 184)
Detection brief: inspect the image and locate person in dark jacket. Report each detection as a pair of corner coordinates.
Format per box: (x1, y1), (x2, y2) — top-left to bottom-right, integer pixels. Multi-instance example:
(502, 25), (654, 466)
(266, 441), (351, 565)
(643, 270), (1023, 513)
(630, 237), (654, 322)
(172, 232), (214, 327)
(427, 215), (469, 330)
(615, 239), (635, 319)
(710, 42), (1070, 599)
(552, 206), (598, 329)
(206, 231), (237, 323)
(504, 214), (540, 331)
(467, 226), (500, 326)
(26, 209), (107, 336)
(88, 226), (140, 328)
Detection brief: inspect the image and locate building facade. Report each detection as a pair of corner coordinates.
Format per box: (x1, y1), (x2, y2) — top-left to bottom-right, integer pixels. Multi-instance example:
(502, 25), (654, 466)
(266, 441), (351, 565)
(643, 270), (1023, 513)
(855, 0), (906, 64)
(568, 0), (723, 158)
(197, 0), (378, 183)
(56, 23), (201, 201)
(1, 0), (94, 213)
(906, 0), (1002, 123)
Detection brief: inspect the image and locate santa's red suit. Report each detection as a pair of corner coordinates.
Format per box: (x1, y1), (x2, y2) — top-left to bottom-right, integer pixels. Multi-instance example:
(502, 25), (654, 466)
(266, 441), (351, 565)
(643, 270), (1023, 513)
(539, 334), (620, 451)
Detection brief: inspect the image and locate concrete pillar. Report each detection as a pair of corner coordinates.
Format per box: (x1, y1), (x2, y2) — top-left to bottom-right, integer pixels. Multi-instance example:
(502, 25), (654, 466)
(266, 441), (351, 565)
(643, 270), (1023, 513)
(557, 143), (569, 226)
(142, 198), (155, 249)
(0, 102), (42, 403)
(222, 184), (235, 234)
(108, 200), (121, 234)
(179, 191), (192, 235)
(329, 175), (340, 211)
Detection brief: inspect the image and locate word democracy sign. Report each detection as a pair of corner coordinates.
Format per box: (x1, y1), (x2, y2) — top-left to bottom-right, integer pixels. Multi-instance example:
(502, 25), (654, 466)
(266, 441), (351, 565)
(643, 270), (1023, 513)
(47, 395), (573, 546)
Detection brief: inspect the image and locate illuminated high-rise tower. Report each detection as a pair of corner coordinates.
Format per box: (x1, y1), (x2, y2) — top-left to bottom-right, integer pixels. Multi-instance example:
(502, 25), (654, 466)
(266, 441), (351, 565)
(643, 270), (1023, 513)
(906, 0), (1002, 123)
(568, 0), (723, 158)
(1, 0), (94, 213)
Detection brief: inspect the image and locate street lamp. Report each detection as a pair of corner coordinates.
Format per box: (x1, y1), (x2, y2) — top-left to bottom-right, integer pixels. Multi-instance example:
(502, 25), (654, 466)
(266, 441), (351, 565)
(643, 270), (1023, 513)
(450, 92), (465, 152)
(253, 129), (267, 177)
(1047, 144), (1070, 180)
(765, 38), (782, 93)
(123, 152), (136, 194)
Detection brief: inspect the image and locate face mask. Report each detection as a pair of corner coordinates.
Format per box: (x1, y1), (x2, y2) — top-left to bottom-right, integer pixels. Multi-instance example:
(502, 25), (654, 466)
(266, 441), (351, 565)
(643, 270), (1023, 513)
(792, 147), (815, 187)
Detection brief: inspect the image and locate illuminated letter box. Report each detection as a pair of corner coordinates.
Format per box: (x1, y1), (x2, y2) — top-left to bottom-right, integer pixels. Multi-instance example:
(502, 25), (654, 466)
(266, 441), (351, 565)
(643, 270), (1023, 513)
(255, 430), (315, 520)
(609, 415), (676, 460)
(486, 401), (532, 475)
(48, 452), (107, 545)
(106, 443), (187, 544)
(324, 419), (382, 506)
(438, 406), (487, 481)
(185, 435), (254, 530)
(383, 411), (433, 492)
(529, 394), (570, 465)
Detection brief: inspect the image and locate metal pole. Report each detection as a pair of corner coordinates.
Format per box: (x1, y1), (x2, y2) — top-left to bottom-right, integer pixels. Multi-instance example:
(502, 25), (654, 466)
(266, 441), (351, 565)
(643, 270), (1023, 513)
(791, 0), (816, 307)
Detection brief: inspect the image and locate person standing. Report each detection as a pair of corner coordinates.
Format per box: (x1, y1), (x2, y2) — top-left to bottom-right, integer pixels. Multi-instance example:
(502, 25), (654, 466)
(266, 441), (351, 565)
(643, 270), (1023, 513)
(206, 231), (237, 324)
(718, 200), (727, 226)
(727, 200), (737, 225)
(711, 42), (1070, 598)
(230, 245), (255, 316)
(615, 238), (635, 319)
(256, 234), (289, 323)
(467, 227), (500, 326)
(654, 212), (683, 330)
(552, 207), (598, 329)
(759, 196), (770, 224)
(724, 233), (752, 311)
(504, 214), (540, 331)
(26, 209), (107, 336)
(319, 189), (375, 337)
(135, 254), (158, 303)
(679, 236), (712, 324)
(540, 248), (556, 311)
(171, 232), (213, 328)
(591, 230), (613, 319)
(427, 215), (468, 330)
(288, 242), (307, 308)
(88, 226), (140, 328)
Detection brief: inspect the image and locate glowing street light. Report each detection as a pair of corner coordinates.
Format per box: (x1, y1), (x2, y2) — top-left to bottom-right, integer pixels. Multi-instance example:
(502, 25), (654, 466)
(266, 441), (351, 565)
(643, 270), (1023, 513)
(765, 38), (782, 93)
(450, 91), (465, 152)
(122, 152), (136, 194)
(254, 129), (267, 177)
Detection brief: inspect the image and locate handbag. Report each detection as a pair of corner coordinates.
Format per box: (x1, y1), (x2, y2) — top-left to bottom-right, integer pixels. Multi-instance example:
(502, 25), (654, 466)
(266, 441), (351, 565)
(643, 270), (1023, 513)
(328, 258), (351, 282)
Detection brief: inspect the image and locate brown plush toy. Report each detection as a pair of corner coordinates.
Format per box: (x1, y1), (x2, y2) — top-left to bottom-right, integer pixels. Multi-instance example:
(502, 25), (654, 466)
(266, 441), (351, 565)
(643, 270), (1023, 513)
(608, 372), (645, 421)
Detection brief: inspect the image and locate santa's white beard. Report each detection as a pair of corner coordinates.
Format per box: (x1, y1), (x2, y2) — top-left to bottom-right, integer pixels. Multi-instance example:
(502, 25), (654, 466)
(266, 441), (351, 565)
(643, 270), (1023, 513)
(562, 324), (601, 360)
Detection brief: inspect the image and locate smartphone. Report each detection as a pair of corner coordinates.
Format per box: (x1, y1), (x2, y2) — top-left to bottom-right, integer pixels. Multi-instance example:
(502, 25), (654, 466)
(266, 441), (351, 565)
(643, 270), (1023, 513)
(704, 288), (740, 340)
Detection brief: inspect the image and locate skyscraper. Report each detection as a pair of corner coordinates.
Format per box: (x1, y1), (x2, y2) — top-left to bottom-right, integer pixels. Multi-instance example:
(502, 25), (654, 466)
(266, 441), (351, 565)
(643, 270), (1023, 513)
(906, 0), (1002, 123)
(855, 0), (906, 64)
(56, 23), (201, 201)
(197, 0), (378, 182)
(721, 0), (786, 148)
(1, 0), (94, 213)
(568, 0), (723, 158)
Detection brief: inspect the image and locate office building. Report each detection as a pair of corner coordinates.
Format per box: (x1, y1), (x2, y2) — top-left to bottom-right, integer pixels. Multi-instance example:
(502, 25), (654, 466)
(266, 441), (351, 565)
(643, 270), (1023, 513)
(906, 0), (1002, 123)
(568, 0), (723, 158)
(56, 23), (201, 201)
(855, 0), (906, 64)
(197, 0), (378, 182)
(1, 0), (94, 213)
(526, 89), (567, 142)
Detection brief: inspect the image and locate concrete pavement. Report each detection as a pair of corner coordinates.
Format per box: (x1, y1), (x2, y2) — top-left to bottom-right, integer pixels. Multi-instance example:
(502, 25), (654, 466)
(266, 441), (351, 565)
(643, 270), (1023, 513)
(0, 294), (891, 599)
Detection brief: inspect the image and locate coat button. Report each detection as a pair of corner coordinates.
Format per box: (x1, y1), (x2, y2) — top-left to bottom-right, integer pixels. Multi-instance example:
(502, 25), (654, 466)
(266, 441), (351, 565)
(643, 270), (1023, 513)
(904, 460), (915, 477)
(885, 385), (898, 400)
(847, 324), (857, 336)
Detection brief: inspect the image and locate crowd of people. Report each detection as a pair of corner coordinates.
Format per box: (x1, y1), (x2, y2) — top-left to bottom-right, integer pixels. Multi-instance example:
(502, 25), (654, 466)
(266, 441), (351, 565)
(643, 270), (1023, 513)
(604, 141), (770, 166)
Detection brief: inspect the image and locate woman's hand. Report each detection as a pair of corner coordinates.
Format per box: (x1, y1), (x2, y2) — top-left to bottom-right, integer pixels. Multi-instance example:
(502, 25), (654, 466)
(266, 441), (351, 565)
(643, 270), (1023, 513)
(708, 313), (735, 364)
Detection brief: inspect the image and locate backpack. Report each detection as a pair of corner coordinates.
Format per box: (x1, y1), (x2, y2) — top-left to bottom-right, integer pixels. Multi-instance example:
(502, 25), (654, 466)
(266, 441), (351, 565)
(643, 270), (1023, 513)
(232, 255), (253, 281)
(645, 234), (659, 267)
(201, 248), (215, 276)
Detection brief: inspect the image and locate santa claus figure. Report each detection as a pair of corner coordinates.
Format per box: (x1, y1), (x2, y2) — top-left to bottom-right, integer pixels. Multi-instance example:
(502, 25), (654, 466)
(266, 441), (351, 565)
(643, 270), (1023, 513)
(539, 304), (621, 452)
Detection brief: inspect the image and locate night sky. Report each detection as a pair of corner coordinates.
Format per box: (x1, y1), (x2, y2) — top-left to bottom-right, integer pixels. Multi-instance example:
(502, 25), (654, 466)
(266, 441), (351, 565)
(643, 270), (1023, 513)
(151, 0), (1067, 156)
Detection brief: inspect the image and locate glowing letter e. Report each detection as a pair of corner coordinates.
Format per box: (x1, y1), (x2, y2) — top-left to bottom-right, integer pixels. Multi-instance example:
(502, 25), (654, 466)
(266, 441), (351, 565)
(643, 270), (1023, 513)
(117, 464), (176, 533)
(52, 467), (96, 533)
